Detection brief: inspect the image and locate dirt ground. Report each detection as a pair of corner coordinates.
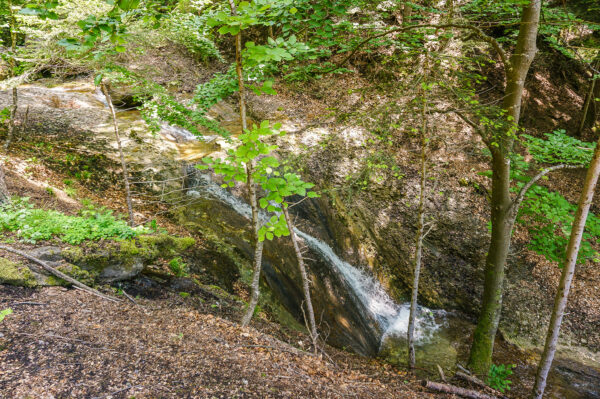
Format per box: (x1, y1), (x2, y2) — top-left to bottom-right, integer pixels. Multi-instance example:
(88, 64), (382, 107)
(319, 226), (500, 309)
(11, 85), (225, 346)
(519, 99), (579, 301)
(0, 284), (448, 399)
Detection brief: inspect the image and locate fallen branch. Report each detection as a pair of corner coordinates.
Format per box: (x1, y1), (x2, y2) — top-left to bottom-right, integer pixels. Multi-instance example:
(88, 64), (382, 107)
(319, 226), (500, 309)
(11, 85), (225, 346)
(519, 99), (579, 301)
(0, 245), (120, 303)
(455, 371), (509, 399)
(10, 301), (47, 306)
(422, 380), (499, 399)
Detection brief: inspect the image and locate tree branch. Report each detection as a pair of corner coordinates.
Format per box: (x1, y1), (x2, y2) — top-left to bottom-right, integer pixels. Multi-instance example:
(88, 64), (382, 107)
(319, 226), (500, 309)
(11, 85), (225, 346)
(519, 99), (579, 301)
(334, 23), (508, 72)
(508, 164), (583, 217)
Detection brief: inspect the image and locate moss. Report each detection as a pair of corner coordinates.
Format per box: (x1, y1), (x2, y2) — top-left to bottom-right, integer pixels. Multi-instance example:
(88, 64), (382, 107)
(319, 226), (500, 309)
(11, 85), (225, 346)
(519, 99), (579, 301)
(0, 257), (38, 287)
(56, 264), (95, 286)
(62, 234), (196, 278)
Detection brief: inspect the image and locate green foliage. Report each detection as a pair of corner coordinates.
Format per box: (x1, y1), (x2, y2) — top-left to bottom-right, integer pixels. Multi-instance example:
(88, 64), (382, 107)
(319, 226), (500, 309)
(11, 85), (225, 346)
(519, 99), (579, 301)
(194, 67), (238, 113)
(0, 197), (148, 244)
(518, 184), (600, 266)
(257, 170), (319, 241)
(487, 363), (514, 393)
(168, 257), (188, 277)
(478, 131), (600, 267)
(0, 107), (10, 126)
(523, 130), (595, 166)
(162, 12), (222, 62)
(102, 65), (231, 137)
(198, 120), (282, 186)
(0, 308), (13, 323)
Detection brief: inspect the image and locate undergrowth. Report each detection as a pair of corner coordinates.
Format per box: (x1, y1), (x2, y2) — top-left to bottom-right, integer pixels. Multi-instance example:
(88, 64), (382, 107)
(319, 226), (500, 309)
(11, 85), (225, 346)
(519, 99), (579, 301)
(0, 198), (149, 244)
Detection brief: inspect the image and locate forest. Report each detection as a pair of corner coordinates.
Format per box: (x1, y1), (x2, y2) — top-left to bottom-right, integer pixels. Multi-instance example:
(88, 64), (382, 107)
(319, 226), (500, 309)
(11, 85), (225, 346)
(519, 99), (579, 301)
(0, 0), (599, 398)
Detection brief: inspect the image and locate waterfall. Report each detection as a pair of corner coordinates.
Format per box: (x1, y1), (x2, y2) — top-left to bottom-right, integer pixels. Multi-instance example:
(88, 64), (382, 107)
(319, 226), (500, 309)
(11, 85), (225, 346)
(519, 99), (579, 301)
(190, 171), (444, 347)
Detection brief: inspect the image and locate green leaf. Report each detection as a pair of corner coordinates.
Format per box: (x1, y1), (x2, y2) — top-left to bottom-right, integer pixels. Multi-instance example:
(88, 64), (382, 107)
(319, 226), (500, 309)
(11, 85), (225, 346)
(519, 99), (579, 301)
(0, 308), (12, 323)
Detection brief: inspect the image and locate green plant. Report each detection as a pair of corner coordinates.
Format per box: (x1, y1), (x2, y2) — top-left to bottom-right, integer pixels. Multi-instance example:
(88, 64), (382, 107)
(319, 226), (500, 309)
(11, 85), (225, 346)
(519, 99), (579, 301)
(488, 363), (514, 393)
(0, 197), (148, 244)
(0, 308), (13, 323)
(162, 12), (222, 62)
(168, 257), (188, 277)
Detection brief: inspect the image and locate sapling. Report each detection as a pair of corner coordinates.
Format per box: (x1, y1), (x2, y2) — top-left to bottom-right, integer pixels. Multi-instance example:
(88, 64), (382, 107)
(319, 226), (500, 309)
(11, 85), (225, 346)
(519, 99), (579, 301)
(198, 120), (283, 326)
(257, 170), (320, 352)
(100, 81), (135, 227)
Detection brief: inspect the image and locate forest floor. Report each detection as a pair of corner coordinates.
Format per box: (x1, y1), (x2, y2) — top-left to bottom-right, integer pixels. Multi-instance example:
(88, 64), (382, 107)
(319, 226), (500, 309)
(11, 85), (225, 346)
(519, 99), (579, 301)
(0, 284), (449, 399)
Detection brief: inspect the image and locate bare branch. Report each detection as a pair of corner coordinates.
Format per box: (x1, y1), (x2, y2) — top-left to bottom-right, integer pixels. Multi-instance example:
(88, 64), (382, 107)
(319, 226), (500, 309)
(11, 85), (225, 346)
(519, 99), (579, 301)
(334, 23), (508, 72)
(508, 164), (583, 217)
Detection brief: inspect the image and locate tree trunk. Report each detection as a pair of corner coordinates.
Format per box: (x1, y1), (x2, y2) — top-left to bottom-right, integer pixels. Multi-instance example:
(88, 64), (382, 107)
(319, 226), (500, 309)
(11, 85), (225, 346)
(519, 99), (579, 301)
(578, 57), (600, 136)
(4, 0), (18, 151)
(0, 163), (10, 203)
(283, 206), (318, 352)
(407, 91), (428, 369)
(227, 0), (264, 327)
(101, 83), (135, 227)
(468, 0), (541, 376)
(531, 137), (600, 398)
(402, 2), (412, 24)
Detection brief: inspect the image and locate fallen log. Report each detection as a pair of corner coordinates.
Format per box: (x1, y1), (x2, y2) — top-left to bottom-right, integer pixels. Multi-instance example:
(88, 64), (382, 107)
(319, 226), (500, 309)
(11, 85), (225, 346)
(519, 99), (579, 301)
(455, 371), (509, 399)
(0, 245), (120, 303)
(421, 380), (499, 399)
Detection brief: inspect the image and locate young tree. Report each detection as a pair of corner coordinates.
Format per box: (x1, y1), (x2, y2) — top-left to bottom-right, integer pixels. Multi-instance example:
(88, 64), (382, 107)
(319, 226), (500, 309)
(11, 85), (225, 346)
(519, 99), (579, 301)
(407, 83), (431, 369)
(531, 137), (600, 398)
(100, 81), (135, 227)
(0, 162), (9, 202)
(2, 0), (19, 150)
(257, 171), (320, 351)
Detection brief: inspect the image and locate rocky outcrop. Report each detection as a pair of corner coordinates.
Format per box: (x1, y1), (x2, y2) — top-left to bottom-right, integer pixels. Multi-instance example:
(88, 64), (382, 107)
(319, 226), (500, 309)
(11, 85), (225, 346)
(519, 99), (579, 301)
(0, 235), (195, 288)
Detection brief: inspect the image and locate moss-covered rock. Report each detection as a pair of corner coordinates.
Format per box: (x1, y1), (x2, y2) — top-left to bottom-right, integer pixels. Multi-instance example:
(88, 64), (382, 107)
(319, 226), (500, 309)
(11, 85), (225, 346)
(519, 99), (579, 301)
(61, 234), (196, 282)
(0, 257), (38, 287)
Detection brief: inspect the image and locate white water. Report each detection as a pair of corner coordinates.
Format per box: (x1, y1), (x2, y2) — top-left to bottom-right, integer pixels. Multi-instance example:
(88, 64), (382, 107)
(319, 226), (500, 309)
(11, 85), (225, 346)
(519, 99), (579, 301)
(192, 172), (445, 346)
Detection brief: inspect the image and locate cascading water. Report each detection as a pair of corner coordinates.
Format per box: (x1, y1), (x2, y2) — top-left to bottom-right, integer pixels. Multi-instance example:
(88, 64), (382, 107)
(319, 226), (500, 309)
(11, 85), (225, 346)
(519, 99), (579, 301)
(189, 171), (445, 348)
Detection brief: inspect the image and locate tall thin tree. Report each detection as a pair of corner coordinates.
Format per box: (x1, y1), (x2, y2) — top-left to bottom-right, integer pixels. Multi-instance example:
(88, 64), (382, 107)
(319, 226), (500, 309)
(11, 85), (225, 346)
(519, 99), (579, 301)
(407, 85), (429, 369)
(531, 138), (600, 399)
(282, 205), (318, 352)
(468, 0), (542, 374)
(226, 0), (265, 327)
(4, 0), (18, 151)
(100, 82), (135, 227)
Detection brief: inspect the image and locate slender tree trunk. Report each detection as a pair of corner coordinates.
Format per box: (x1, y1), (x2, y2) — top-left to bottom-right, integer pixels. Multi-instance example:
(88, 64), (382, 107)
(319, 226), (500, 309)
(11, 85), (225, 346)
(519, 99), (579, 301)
(4, 0), (18, 151)
(226, 0), (264, 327)
(407, 91), (428, 369)
(402, 2), (412, 24)
(578, 57), (600, 136)
(100, 83), (135, 227)
(531, 138), (600, 399)
(0, 163), (10, 203)
(468, 0), (541, 375)
(282, 206), (318, 352)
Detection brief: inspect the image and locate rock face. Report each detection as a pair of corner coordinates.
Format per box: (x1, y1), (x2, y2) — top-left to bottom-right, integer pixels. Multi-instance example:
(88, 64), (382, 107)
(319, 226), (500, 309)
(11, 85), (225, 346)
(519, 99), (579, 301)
(178, 177), (383, 355)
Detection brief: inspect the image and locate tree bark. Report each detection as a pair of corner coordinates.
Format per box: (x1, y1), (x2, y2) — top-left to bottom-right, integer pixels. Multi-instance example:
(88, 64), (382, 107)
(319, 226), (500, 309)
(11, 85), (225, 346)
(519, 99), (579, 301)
(422, 380), (499, 399)
(101, 83), (135, 227)
(4, 0), (18, 151)
(531, 137), (600, 398)
(468, 0), (541, 375)
(283, 206), (318, 352)
(408, 91), (428, 369)
(577, 57), (600, 136)
(0, 163), (10, 203)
